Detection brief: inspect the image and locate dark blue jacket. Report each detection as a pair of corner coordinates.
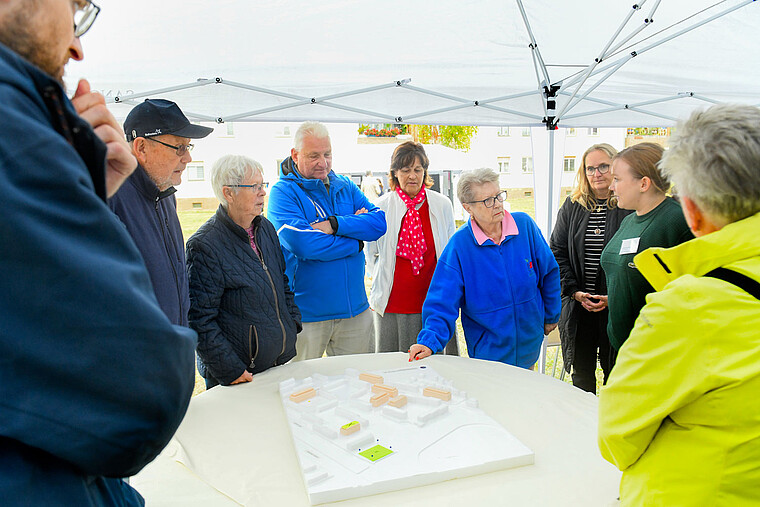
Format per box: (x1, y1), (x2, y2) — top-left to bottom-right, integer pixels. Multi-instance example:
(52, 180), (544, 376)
(109, 165), (189, 326)
(187, 206), (302, 385)
(268, 158), (386, 322)
(0, 42), (196, 505)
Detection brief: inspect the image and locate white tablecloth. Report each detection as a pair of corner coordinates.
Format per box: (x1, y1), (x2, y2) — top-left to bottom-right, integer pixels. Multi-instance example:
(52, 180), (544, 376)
(132, 353), (621, 506)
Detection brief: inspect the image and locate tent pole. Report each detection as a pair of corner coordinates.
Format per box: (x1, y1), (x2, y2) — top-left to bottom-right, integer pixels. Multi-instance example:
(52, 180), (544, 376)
(516, 0), (551, 85)
(562, 0), (755, 88)
(112, 79), (215, 104)
(546, 127), (556, 238)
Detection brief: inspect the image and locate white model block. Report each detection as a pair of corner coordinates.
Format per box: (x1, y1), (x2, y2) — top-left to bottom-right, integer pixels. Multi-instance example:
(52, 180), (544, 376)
(314, 424), (338, 440)
(345, 432), (374, 451)
(344, 368), (359, 378)
(280, 365), (534, 505)
(280, 378), (296, 392)
(312, 373), (328, 385)
(407, 395), (441, 407)
(306, 470), (330, 486)
(347, 399), (371, 413)
(335, 408), (368, 428)
(382, 406), (407, 421)
(417, 405), (449, 425)
(323, 379), (346, 392)
(303, 413), (324, 427)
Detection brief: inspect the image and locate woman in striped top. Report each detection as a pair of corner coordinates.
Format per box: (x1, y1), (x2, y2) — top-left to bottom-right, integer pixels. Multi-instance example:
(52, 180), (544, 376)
(550, 144), (632, 393)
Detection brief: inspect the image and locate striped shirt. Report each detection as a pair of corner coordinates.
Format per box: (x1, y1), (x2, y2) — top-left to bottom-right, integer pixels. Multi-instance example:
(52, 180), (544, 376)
(584, 199), (608, 292)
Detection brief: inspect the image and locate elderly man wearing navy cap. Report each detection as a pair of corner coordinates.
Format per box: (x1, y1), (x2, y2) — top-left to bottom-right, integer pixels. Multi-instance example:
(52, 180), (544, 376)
(110, 99), (213, 326)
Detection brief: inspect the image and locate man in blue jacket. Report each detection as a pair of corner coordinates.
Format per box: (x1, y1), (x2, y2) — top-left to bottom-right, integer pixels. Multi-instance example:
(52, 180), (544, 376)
(268, 122), (387, 359)
(0, 0), (197, 504)
(109, 99), (213, 326)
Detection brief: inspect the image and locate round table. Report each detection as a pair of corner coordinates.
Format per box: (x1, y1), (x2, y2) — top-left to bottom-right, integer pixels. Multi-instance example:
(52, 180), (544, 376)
(131, 353), (621, 506)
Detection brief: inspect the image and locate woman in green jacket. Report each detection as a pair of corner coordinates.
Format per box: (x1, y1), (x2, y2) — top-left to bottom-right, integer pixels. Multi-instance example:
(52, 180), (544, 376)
(598, 104), (760, 506)
(600, 142), (693, 358)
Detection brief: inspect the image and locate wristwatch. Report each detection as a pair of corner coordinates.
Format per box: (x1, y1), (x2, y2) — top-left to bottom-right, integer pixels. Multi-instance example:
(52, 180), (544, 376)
(328, 215), (339, 234)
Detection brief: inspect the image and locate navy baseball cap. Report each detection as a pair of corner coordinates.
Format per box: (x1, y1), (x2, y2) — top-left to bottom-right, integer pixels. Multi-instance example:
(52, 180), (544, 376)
(124, 99), (213, 142)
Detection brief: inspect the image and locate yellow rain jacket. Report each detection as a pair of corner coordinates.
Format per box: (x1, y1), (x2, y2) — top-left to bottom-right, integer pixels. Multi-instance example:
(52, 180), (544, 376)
(598, 211), (760, 506)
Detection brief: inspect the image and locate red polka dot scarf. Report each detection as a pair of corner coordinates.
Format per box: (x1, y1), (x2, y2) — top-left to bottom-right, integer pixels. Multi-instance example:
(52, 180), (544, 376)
(395, 186), (428, 275)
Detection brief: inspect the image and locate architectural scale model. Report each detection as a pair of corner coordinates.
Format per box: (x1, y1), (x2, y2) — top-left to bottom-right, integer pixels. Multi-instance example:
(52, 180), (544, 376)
(279, 365), (534, 504)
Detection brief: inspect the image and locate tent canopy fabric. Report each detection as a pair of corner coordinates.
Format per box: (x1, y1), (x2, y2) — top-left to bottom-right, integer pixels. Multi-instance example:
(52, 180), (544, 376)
(71, 0), (760, 128)
(68, 0), (760, 235)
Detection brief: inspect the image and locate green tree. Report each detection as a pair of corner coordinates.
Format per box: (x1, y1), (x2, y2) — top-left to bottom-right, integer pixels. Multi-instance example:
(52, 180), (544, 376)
(410, 125), (478, 152)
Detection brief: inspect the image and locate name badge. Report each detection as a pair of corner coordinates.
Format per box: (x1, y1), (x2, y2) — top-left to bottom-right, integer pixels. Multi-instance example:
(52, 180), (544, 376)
(619, 237), (640, 255)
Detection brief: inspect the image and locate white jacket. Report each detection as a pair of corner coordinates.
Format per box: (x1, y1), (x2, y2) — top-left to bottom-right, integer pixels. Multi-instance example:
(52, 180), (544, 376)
(367, 189), (456, 316)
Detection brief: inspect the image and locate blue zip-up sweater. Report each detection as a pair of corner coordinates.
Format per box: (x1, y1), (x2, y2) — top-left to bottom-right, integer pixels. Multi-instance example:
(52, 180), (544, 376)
(418, 213), (561, 368)
(109, 164), (189, 326)
(267, 158), (386, 322)
(0, 41), (196, 505)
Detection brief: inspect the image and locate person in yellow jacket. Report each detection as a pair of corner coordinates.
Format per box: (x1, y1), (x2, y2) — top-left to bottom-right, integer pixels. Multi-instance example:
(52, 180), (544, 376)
(598, 103), (760, 506)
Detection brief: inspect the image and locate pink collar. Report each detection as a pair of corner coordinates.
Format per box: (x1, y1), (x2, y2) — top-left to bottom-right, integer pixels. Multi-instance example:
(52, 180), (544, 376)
(471, 211), (519, 245)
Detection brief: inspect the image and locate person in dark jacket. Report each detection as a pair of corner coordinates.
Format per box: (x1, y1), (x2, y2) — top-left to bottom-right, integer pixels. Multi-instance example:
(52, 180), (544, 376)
(0, 1), (197, 505)
(109, 98), (213, 326)
(187, 155), (302, 389)
(550, 143), (632, 393)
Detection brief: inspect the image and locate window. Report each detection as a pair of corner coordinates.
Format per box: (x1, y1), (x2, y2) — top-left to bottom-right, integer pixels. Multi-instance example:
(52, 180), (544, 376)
(521, 127), (531, 137)
(563, 157), (576, 172)
(497, 157), (510, 173)
(522, 157), (533, 173)
(187, 162), (204, 181)
(567, 128), (577, 136)
(226, 122), (235, 136)
(497, 126), (510, 137)
(588, 127), (599, 136)
(276, 125), (291, 137)
(192, 202), (203, 209)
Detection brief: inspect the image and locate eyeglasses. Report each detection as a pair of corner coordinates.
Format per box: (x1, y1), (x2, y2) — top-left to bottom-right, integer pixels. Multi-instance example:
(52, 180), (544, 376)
(586, 163), (610, 175)
(73, 0), (101, 38)
(466, 190), (507, 208)
(226, 183), (270, 192)
(146, 137), (194, 156)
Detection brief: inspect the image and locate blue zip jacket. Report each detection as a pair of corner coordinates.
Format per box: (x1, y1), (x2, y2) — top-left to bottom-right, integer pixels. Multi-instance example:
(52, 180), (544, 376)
(0, 41), (196, 505)
(109, 164), (189, 327)
(418, 213), (561, 368)
(267, 158), (386, 322)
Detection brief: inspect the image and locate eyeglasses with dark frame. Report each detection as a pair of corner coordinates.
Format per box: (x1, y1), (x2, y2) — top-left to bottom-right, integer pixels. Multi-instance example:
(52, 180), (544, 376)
(73, 0), (101, 38)
(226, 183), (270, 192)
(466, 190), (507, 208)
(586, 163), (610, 175)
(146, 137), (194, 156)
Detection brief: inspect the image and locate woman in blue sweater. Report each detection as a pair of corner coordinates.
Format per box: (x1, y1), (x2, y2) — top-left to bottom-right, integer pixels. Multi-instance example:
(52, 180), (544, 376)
(409, 168), (561, 368)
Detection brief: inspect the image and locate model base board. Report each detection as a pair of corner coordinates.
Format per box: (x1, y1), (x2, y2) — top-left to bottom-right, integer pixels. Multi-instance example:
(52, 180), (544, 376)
(279, 365), (534, 504)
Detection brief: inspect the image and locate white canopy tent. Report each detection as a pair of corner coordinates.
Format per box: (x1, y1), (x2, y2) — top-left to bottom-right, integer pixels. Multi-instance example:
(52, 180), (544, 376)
(69, 0), (760, 236)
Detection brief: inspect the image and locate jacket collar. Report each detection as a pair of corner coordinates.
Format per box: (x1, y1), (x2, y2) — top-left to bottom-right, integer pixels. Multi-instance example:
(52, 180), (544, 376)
(280, 160), (345, 193)
(635, 211), (760, 291)
(216, 204), (263, 241)
(130, 163), (176, 201)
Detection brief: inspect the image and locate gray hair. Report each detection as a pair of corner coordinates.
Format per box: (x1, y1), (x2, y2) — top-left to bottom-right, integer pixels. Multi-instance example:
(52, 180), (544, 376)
(211, 154), (264, 207)
(294, 121), (330, 151)
(457, 168), (500, 204)
(661, 104), (760, 223)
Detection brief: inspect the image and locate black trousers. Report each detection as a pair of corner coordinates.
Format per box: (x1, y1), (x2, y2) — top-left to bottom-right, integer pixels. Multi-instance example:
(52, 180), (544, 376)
(572, 308), (612, 393)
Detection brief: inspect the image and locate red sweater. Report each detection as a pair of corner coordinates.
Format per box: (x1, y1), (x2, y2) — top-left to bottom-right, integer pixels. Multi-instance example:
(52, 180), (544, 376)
(385, 200), (437, 314)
